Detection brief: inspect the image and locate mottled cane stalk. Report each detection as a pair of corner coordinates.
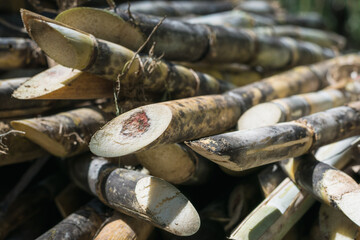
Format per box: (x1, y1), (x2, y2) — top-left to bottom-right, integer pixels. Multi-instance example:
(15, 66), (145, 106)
(0, 38), (46, 70)
(319, 204), (360, 240)
(187, 102), (360, 171)
(68, 155), (200, 236)
(135, 143), (214, 185)
(187, 10), (274, 28)
(252, 25), (346, 49)
(55, 7), (335, 67)
(0, 174), (67, 240)
(13, 65), (114, 100)
(237, 0), (281, 16)
(118, 1), (234, 17)
(258, 164), (286, 197)
(238, 84), (360, 130)
(230, 136), (358, 240)
(22, 11), (234, 99)
(0, 121), (45, 166)
(0, 77), (76, 118)
(178, 62), (264, 87)
(89, 54), (360, 158)
(11, 107), (108, 157)
(36, 199), (110, 240)
(94, 212), (153, 240)
(281, 154), (360, 226)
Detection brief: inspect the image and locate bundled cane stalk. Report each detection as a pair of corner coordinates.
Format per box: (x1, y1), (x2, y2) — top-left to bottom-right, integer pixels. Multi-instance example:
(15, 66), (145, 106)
(36, 199), (110, 240)
(22, 10), (234, 99)
(10, 107), (109, 157)
(68, 155), (200, 236)
(187, 102), (360, 171)
(117, 1), (234, 17)
(13, 65), (114, 100)
(0, 121), (45, 166)
(55, 7), (335, 68)
(89, 54), (360, 158)
(230, 136), (359, 240)
(94, 212), (153, 240)
(281, 154), (360, 226)
(238, 82), (360, 130)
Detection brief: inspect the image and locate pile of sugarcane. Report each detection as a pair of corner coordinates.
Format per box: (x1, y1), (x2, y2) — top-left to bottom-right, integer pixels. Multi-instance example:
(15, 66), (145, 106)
(1, 0), (360, 239)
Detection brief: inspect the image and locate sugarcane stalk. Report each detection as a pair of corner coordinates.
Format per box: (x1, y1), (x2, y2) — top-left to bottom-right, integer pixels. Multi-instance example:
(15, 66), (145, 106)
(10, 107), (108, 157)
(0, 121), (45, 166)
(187, 10), (274, 28)
(23, 15), (233, 99)
(238, 84), (360, 130)
(258, 164), (286, 197)
(94, 212), (154, 240)
(187, 102), (360, 171)
(177, 62), (264, 87)
(67, 155), (200, 236)
(281, 154), (360, 226)
(0, 77), (83, 118)
(36, 199), (110, 240)
(0, 37), (46, 70)
(230, 136), (358, 240)
(275, 12), (326, 29)
(89, 54), (360, 158)
(54, 7), (335, 67)
(54, 183), (91, 218)
(13, 65), (114, 100)
(252, 25), (346, 49)
(135, 143), (214, 185)
(0, 68), (44, 78)
(0, 174), (67, 240)
(237, 0), (281, 16)
(118, 1), (234, 17)
(319, 204), (360, 240)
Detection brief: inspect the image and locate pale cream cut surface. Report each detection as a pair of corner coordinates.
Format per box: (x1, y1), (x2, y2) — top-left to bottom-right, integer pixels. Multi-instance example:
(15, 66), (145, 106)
(237, 102), (283, 130)
(89, 104), (172, 157)
(13, 65), (81, 99)
(56, 8), (144, 51)
(28, 19), (94, 70)
(10, 120), (68, 157)
(135, 176), (200, 236)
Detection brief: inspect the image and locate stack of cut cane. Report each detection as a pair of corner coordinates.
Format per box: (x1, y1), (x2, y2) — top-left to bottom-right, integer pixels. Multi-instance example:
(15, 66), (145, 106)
(1, 0), (360, 239)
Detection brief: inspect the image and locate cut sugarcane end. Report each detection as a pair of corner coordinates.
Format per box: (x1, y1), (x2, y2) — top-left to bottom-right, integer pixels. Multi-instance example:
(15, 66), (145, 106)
(56, 7), (145, 50)
(25, 18), (94, 70)
(13, 65), (81, 99)
(237, 102), (283, 130)
(89, 104), (172, 157)
(337, 190), (360, 227)
(10, 120), (68, 157)
(135, 176), (200, 236)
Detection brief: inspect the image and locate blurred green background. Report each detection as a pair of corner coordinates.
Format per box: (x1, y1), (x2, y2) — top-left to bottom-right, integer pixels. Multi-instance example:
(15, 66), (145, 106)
(279, 0), (360, 50)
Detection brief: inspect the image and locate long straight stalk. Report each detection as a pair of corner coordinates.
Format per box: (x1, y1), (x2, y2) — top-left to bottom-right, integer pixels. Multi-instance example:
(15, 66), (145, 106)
(238, 84), (360, 130)
(187, 102), (360, 171)
(36, 199), (110, 240)
(281, 154), (360, 226)
(89, 54), (360, 158)
(68, 155), (200, 236)
(22, 10), (234, 99)
(0, 121), (45, 166)
(11, 107), (108, 157)
(117, 1), (234, 17)
(54, 7), (335, 67)
(230, 136), (358, 240)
